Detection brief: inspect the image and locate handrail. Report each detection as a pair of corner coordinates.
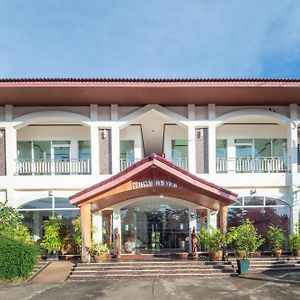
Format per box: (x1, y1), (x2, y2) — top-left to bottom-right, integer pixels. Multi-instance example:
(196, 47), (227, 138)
(15, 159), (91, 175)
(216, 157), (289, 173)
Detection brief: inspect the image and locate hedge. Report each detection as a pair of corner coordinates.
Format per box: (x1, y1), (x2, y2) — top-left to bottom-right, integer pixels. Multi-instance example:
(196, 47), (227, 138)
(0, 236), (40, 281)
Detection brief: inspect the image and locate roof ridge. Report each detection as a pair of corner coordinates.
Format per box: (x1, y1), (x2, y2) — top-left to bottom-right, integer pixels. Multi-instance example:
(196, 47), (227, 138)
(1, 77), (300, 83)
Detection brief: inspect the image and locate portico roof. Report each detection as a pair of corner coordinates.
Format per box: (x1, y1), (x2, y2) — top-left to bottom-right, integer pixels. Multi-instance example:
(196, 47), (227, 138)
(1, 78), (300, 106)
(69, 153), (237, 212)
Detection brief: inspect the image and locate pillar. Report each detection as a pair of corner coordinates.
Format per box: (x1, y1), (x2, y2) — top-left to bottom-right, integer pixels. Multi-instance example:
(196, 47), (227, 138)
(111, 125), (120, 174)
(197, 208), (208, 230)
(80, 203), (91, 262)
(113, 208), (122, 256)
(219, 203), (228, 233)
(92, 211), (103, 243)
(102, 210), (113, 246)
(188, 124), (196, 174)
(208, 125), (216, 174)
(90, 125), (100, 176)
(289, 104), (299, 232)
(188, 207), (197, 254)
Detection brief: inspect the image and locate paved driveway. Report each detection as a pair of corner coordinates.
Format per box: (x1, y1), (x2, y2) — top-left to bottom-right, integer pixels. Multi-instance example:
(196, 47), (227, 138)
(0, 271), (299, 300)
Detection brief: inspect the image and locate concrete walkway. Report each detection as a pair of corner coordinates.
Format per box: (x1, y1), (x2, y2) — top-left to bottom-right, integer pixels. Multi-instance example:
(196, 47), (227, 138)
(0, 270), (299, 300)
(31, 261), (74, 283)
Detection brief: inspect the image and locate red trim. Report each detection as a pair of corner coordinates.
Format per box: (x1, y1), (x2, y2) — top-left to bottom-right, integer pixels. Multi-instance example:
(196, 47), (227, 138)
(69, 153), (237, 206)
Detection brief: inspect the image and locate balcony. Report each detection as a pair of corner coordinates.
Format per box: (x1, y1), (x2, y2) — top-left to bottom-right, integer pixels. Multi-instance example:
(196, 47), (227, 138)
(216, 157), (289, 173)
(120, 157), (189, 171)
(172, 157), (189, 170)
(15, 159), (91, 175)
(120, 158), (141, 171)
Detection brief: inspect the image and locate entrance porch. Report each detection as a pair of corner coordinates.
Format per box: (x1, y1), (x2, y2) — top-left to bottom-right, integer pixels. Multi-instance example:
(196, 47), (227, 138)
(69, 153), (237, 262)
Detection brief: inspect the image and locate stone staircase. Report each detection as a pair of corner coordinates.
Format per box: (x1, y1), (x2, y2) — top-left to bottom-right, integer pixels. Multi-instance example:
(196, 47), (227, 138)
(26, 260), (49, 282)
(69, 260), (237, 281)
(230, 257), (300, 273)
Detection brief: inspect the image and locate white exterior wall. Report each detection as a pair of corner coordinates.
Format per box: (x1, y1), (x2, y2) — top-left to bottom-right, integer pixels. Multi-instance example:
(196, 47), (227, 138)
(0, 103), (299, 230)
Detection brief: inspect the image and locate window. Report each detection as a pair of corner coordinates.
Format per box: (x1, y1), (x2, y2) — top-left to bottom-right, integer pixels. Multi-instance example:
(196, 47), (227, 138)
(216, 140), (227, 159)
(171, 139), (188, 170)
(18, 197), (79, 242)
(234, 139), (287, 159)
(120, 140), (134, 170)
(234, 139), (287, 173)
(78, 141), (91, 160)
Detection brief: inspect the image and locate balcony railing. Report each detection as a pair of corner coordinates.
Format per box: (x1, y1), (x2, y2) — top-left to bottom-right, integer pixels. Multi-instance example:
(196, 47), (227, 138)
(120, 158), (141, 171)
(216, 157), (289, 173)
(120, 157), (189, 171)
(15, 159), (91, 175)
(172, 157), (189, 170)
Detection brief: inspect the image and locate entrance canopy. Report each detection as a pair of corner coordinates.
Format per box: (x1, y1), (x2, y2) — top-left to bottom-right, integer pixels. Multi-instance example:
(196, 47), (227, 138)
(69, 153), (237, 212)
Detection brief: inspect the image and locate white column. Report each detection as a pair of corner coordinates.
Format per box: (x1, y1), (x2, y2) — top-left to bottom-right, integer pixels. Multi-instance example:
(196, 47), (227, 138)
(90, 125), (100, 176)
(208, 210), (217, 228)
(208, 125), (216, 174)
(6, 125), (17, 177)
(113, 208), (122, 255)
(289, 104), (299, 232)
(92, 211), (103, 243)
(208, 104), (216, 175)
(188, 124), (196, 174)
(111, 125), (120, 174)
(188, 207), (197, 253)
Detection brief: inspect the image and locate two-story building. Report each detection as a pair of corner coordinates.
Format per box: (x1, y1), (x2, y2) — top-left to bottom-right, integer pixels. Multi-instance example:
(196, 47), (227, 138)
(0, 78), (299, 258)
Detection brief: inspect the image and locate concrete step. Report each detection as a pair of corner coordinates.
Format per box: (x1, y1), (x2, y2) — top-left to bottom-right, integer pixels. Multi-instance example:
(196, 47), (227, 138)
(69, 272), (238, 281)
(69, 260), (237, 281)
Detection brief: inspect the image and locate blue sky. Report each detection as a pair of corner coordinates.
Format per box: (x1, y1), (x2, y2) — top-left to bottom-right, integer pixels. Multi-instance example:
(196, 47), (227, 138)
(0, 0), (300, 78)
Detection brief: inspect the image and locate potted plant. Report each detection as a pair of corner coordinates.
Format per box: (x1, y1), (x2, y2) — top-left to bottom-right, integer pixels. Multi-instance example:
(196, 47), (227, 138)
(90, 242), (110, 262)
(198, 227), (224, 261)
(266, 224), (285, 257)
(40, 216), (62, 260)
(289, 223), (300, 257)
(227, 219), (264, 274)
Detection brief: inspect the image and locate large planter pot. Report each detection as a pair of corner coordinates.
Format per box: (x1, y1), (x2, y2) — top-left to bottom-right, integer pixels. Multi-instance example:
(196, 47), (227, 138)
(237, 259), (250, 275)
(47, 252), (59, 261)
(209, 251), (222, 261)
(272, 249), (282, 257)
(292, 248), (300, 257)
(93, 253), (110, 263)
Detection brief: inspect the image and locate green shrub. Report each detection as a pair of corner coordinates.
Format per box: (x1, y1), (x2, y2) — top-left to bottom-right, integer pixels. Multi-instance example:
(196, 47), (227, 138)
(266, 224), (285, 250)
(289, 223), (300, 250)
(40, 216), (62, 254)
(0, 236), (40, 280)
(226, 219), (264, 258)
(197, 227), (225, 252)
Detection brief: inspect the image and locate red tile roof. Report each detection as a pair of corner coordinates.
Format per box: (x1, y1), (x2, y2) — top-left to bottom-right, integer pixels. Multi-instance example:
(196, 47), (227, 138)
(1, 77), (300, 106)
(69, 153), (237, 206)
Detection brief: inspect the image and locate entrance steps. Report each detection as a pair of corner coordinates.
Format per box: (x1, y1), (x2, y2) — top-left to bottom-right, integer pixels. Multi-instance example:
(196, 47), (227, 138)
(69, 260), (237, 281)
(229, 257), (300, 273)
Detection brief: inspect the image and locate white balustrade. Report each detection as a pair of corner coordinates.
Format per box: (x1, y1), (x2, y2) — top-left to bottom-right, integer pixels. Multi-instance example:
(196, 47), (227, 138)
(15, 159), (91, 175)
(216, 157), (289, 173)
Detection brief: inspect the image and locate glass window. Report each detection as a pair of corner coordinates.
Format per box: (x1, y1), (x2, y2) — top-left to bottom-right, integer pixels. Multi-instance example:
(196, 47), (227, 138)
(17, 141), (32, 160)
(265, 197), (289, 206)
(216, 140), (227, 158)
(272, 139), (287, 158)
(254, 139), (271, 158)
(172, 140), (188, 159)
(236, 145), (252, 158)
(243, 196), (264, 206)
(78, 141), (91, 160)
(33, 141), (51, 160)
(120, 140), (134, 161)
(19, 197), (53, 209)
(52, 140), (71, 145)
(235, 139), (253, 144)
